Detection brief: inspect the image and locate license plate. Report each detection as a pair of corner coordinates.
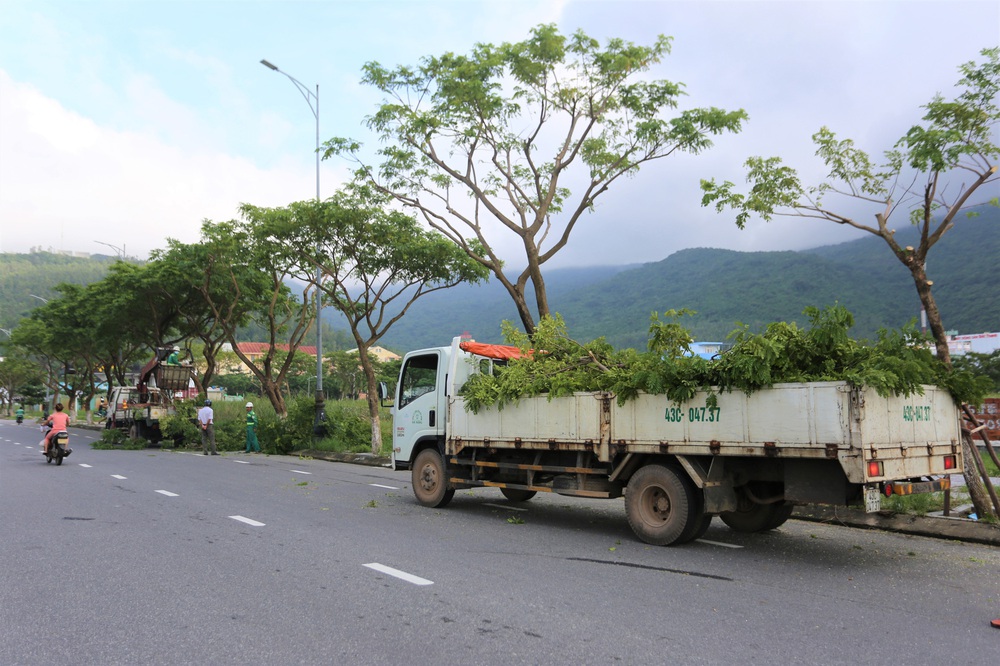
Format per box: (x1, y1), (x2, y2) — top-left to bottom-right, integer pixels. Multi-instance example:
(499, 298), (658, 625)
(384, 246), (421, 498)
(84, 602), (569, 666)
(864, 486), (882, 513)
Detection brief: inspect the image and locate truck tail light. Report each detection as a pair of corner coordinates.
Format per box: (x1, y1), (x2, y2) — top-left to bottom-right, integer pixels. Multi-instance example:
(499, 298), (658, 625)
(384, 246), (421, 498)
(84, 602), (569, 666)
(943, 455), (956, 470)
(868, 461), (883, 477)
(884, 483), (894, 496)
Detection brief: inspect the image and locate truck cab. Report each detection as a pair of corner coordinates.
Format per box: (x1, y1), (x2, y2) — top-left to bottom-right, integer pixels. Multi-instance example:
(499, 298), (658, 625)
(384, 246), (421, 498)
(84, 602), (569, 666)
(391, 337), (486, 470)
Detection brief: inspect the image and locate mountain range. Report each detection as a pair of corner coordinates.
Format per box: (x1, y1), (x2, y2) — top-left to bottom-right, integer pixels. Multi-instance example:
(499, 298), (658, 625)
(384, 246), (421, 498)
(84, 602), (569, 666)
(2, 211), (996, 354)
(375, 211), (998, 351)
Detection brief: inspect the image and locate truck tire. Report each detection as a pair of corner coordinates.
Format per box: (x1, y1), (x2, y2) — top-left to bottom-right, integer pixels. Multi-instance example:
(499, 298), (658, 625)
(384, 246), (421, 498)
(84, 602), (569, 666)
(764, 503), (794, 530)
(682, 515), (713, 543)
(625, 464), (697, 546)
(720, 503), (784, 533)
(412, 449), (455, 508)
(499, 487), (536, 502)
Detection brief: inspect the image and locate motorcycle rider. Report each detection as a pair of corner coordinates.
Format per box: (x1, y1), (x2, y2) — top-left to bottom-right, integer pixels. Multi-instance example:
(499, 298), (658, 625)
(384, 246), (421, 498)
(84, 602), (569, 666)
(15, 404), (24, 424)
(42, 403), (70, 455)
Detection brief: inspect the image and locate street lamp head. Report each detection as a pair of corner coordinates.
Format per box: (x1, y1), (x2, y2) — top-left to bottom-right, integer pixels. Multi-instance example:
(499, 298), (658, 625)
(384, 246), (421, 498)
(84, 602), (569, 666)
(260, 59), (279, 71)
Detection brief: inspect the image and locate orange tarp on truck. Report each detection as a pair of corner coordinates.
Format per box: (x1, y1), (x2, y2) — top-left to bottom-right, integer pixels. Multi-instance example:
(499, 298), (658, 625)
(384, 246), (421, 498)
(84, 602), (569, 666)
(459, 341), (528, 361)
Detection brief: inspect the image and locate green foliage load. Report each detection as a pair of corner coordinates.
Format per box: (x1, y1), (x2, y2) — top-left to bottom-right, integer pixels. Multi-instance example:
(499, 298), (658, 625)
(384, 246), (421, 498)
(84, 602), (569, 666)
(459, 306), (992, 413)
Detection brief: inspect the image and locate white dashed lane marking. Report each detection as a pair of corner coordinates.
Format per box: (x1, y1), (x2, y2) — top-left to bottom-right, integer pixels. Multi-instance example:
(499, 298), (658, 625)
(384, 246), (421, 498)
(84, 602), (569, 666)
(155, 490), (179, 497)
(78, 464), (92, 468)
(290, 470), (311, 475)
(111, 475), (127, 480)
(233, 460), (251, 464)
(699, 539), (743, 549)
(229, 515), (265, 527)
(363, 563), (433, 586)
(369, 483), (399, 490)
(483, 503), (528, 512)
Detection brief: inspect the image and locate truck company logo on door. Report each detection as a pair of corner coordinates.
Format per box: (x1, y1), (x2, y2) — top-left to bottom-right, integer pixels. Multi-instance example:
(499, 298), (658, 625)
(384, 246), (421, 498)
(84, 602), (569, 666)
(411, 411), (423, 425)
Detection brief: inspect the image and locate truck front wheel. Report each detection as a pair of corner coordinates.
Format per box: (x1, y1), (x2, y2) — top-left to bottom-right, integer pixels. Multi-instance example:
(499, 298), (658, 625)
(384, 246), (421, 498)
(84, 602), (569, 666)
(625, 465), (696, 546)
(412, 449), (455, 508)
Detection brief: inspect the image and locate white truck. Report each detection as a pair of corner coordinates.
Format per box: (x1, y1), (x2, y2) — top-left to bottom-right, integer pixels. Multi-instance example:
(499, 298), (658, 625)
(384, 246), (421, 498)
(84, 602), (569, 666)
(106, 347), (195, 442)
(391, 336), (962, 545)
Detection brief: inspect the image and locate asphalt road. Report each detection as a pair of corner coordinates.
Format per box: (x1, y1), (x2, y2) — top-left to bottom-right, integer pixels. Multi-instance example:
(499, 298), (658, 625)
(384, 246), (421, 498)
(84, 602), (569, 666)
(1, 420), (998, 665)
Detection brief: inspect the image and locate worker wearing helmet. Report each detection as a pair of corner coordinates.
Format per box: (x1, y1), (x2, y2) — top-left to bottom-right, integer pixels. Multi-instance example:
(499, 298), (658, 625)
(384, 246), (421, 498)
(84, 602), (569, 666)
(198, 399), (217, 455)
(244, 402), (260, 453)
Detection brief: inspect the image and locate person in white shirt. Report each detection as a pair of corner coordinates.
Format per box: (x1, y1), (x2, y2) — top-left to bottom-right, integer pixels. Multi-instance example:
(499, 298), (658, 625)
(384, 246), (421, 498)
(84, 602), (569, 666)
(198, 399), (217, 455)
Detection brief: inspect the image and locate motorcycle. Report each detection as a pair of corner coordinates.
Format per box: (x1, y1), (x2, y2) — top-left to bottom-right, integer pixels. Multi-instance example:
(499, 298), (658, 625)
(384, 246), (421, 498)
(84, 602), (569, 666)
(42, 427), (72, 465)
(16, 414), (23, 425)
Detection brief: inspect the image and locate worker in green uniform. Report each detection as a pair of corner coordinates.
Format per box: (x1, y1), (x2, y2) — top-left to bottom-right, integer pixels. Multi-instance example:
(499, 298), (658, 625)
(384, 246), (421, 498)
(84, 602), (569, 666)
(244, 402), (260, 453)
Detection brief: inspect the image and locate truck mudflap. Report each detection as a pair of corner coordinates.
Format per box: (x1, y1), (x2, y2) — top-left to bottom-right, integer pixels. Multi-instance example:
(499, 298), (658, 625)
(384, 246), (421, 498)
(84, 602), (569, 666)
(864, 477), (952, 513)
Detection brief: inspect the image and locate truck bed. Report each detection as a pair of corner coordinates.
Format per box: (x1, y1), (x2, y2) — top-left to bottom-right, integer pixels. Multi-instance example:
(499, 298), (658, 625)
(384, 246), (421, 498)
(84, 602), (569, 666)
(448, 381), (961, 483)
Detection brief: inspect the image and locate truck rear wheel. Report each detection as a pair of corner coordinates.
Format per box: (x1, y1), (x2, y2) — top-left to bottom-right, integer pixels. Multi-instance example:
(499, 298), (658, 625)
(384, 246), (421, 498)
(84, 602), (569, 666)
(720, 503), (789, 533)
(625, 464), (696, 546)
(500, 487), (536, 502)
(765, 503), (794, 530)
(412, 449), (455, 508)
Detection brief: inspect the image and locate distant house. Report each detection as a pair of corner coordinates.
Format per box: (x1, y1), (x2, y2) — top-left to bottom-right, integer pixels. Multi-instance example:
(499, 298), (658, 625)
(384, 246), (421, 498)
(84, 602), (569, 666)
(225, 343), (318, 375)
(947, 332), (1000, 356)
(346, 346), (401, 363)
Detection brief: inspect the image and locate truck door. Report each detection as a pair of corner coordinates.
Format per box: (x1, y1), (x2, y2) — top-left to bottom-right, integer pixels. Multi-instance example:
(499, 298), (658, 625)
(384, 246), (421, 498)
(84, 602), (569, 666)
(393, 351), (444, 470)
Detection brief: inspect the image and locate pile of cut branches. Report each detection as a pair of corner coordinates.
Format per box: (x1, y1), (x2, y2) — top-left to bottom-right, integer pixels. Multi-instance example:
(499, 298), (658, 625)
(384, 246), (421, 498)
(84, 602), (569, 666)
(459, 306), (990, 413)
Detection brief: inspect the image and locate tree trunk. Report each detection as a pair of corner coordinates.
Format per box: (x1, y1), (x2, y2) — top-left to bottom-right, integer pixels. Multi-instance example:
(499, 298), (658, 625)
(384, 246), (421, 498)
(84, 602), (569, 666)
(961, 434), (997, 520)
(906, 264), (994, 514)
(261, 380), (287, 418)
(358, 349), (383, 455)
(908, 264), (951, 368)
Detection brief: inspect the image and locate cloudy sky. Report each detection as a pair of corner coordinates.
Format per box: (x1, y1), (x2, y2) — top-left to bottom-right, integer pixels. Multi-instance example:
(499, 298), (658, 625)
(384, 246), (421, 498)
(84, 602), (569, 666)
(1, 0), (997, 267)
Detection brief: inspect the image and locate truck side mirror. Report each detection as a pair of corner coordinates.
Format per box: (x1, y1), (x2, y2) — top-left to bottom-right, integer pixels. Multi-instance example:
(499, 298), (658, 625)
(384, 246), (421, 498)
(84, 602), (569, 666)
(378, 381), (392, 407)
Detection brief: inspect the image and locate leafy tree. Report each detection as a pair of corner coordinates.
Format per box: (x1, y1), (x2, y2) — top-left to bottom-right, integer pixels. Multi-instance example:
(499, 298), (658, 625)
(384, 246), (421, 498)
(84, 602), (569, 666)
(193, 219), (316, 417)
(150, 238), (264, 393)
(242, 187), (489, 453)
(700, 47), (999, 519)
(701, 47), (999, 369)
(210, 373), (260, 399)
(326, 24), (747, 335)
(953, 350), (1000, 393)
(326, 349), (366, 400)
(82, 263), (163, 394)
(9, 290), (96, 419)
(0, 351), (42, 414)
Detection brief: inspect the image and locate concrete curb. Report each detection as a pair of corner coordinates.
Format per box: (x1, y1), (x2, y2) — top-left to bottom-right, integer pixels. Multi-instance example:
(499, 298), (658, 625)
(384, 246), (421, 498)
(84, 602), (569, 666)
(792, 505), (1000, 546)
(293, 449), (392, 467)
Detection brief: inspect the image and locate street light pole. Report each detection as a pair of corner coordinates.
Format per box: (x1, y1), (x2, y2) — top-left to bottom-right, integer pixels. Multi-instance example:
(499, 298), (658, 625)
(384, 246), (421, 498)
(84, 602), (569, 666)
(260, 58), (326, 435)
(94, 240), (126, 259)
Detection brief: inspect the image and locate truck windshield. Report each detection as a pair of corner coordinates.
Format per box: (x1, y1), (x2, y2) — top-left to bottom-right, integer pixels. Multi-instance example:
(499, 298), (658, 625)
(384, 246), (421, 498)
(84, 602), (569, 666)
(398, 353), (438, 408)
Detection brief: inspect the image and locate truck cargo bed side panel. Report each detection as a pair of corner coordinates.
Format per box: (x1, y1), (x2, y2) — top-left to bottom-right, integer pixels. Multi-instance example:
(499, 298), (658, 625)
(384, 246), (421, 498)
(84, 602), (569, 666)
(450, 394), (603, 444)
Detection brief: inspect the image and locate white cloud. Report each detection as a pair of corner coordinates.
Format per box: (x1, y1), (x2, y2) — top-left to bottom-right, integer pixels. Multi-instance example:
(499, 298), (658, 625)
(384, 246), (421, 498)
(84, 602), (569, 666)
(0, 71), (339, 258)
